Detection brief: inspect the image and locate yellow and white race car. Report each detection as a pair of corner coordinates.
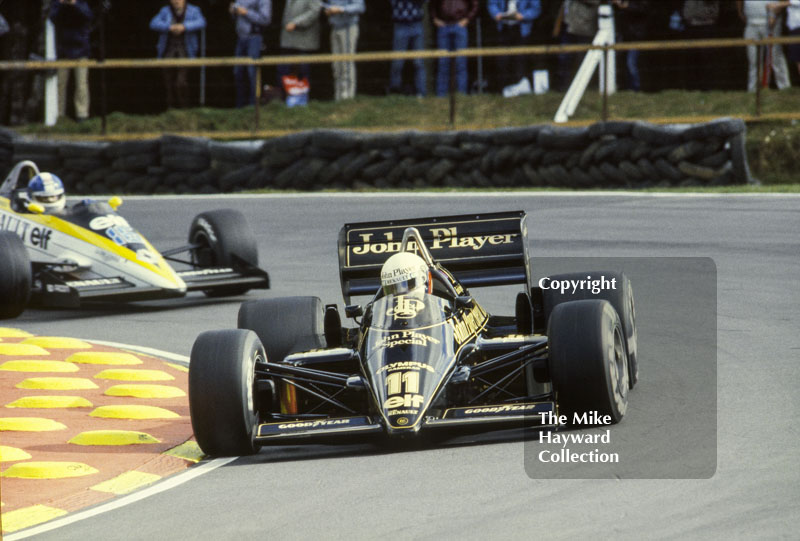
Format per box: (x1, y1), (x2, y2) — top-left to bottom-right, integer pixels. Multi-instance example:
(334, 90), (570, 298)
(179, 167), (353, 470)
(0, 161), (269, 319)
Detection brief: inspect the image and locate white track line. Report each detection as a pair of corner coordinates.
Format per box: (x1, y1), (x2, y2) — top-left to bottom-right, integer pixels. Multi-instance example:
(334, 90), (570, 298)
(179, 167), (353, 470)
(4, 340), (216, 540)
(67, 191), (800, 201)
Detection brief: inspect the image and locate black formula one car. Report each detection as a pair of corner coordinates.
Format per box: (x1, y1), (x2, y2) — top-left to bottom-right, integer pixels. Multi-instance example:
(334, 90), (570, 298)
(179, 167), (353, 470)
(0, 161), (269, 319)
(189, 211), (638, 456)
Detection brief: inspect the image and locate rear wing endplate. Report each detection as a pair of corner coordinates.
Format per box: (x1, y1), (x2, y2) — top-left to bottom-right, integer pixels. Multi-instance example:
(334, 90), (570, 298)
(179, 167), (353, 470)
(338, 211), (530, 303)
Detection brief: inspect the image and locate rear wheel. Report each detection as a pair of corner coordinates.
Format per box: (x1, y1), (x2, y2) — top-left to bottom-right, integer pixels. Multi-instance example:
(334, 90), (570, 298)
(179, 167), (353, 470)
(238, 296), (325, 364)
(189, 329), (263, 457)
(541, 270), (638, 387)
(188, 209), (258, 296)
(0, 232), (31, 319)
(548, 300), (628, 424)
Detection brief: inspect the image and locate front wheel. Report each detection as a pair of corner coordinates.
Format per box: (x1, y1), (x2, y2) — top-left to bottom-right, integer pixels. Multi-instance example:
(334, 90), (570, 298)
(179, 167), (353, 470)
(188, 209), (259, 296)
(189, 329), (263, 457)
(548, 300), (628, 425)
(0, 231), (32, 320)
(541, 269), (638, 388)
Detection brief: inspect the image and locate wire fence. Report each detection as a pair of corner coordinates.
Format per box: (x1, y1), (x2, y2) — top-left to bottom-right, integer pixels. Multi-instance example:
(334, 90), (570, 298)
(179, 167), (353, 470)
(1, 34), (799, 139)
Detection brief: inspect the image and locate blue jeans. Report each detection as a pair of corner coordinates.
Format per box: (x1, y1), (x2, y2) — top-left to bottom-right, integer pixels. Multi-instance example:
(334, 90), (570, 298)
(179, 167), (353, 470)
(234, 34), (262, 108)
(391, 21), (426, 96)
(436, 24), (468, 96)
(625, 49), (641, 92)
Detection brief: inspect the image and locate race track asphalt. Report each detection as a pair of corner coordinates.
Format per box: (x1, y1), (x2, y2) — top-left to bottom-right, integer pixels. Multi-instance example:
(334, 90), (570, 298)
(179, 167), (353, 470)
(5, 193), (798, 539)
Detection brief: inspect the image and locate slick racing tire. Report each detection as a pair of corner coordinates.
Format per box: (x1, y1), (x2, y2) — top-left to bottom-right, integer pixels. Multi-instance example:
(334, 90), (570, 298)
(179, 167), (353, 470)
(540, 269), (638, 388)
(189, 329), (263, 457)
(548, 300), (628, 424)
(189, 209), (258, 297)
(0, 232), (32, 320)
(238, 296), (325, 364)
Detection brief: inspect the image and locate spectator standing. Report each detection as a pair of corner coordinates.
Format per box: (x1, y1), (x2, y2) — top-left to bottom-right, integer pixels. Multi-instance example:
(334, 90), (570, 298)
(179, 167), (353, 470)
(325, 0), (365, 101)
(555, 0), (600, 92)
(431, 0), (479, 96)
(738, 0), (791, 91)
(50, 0), (94, 121)
(279, 0), (321, 95)
(488, 1), (541, 92)
(389, 0), (428, 97)
(681, 0), (721, 91)
(612, 0), (650, 92)
(231, 0), (272, 108)
(787, 0), (800, 77)
(150, 0), (207, 109)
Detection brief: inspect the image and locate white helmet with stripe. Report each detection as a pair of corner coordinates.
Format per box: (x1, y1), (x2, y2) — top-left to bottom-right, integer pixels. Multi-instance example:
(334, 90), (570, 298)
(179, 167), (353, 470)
(27, 172), (66, 213)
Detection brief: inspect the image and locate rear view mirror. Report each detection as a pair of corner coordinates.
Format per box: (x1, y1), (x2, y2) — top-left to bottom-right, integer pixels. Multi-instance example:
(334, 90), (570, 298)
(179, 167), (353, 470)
(345, 305), (363, 318)
(27, 202), (45, 215)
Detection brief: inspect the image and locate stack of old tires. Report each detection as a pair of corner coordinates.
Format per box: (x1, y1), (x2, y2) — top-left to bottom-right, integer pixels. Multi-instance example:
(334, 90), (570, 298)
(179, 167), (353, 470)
(0, 117), (754, 193)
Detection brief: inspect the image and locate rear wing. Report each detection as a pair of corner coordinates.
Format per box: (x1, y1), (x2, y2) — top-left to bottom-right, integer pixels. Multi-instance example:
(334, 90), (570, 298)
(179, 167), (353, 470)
(338, 211), (530, 303)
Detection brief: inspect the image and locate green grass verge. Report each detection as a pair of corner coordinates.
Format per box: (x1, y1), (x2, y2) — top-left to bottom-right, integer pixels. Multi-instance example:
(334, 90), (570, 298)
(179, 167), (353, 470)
(13, 89), (800, 187)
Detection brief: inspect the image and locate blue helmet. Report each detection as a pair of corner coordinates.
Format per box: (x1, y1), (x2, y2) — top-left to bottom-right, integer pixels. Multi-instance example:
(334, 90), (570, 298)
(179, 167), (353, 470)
(27, 172), (66, 212)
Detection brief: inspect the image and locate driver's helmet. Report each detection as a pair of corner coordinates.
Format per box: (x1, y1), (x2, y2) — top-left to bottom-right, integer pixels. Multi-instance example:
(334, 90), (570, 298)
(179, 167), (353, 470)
(380, 252), (429, 297)
(27, 172), (66, 213)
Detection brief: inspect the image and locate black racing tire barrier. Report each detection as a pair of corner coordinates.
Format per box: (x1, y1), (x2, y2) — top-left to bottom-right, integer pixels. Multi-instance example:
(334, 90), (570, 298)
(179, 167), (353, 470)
(237, 296), (325, 365)
(540, 149), (572, 167)
(162, 154), (209, 172)
(631, 122), (683, 146)
(729, 132), (756, 184)
(681, 117), (745, 141)
(431, 144), (466, 161)
(295, 158), (328, 189)
(268, 131), (311, 152)
(654, 158), (683, 181)
(341, 150), (378, 180)
(310, 129), (363, 151)
(105, 171), (135, 190)
(58, 142), (108, 160)
(64, 158), (107, 173)
(0, 231), (32, 320)
(362, 159), (397, 180)
(491, 126), (541, 145)
(105, 140), (159, 159)
(459, 141), (490, 156)
(189, 329), (263, 457)
(588, 120), (634, 138)
(188, 209), (259, 296)
(579, 140), (603, 168)
(537, 126), (590, 150)
(619, 160), (644, 182)
(547, 300), (629, 424)
(1, 119), (755, 193)
(209, 142), (262, 163)
(111, 152), (157, 172)
(667, 140), (706, 164)
(218, 164), (259, 192)
(262, 147), (304, 169)
(636, 158), (659, 181)
(365, 131), (410, 149)
(599, 162), (628, 186)
(541, 270), (638, 388)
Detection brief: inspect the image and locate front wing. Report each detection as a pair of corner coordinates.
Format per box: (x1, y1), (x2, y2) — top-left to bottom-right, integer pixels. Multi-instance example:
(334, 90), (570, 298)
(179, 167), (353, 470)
(252, 402), (557, 445)
(31, 264), (269, 307)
